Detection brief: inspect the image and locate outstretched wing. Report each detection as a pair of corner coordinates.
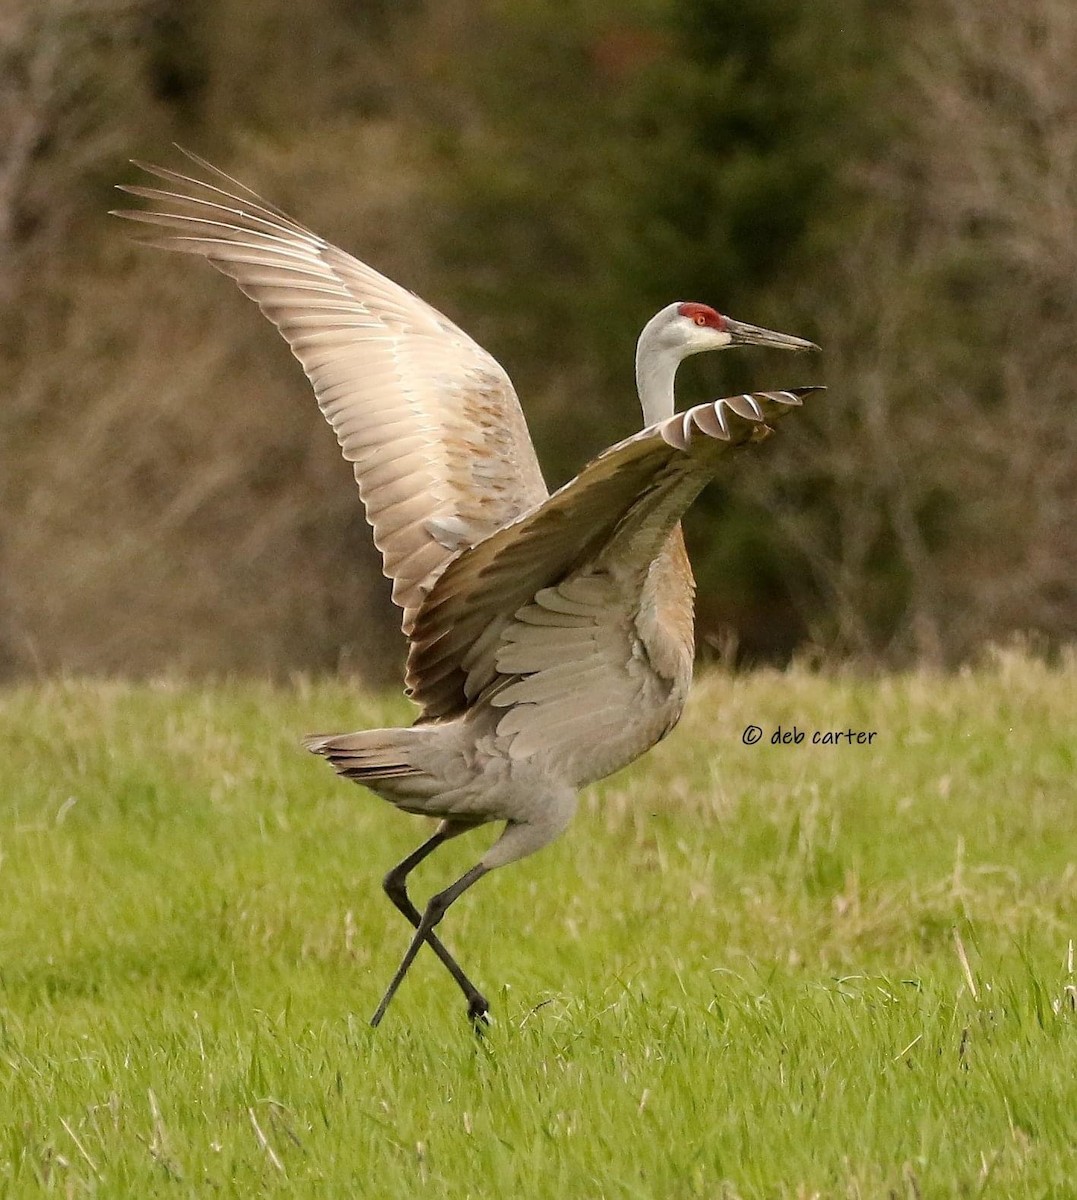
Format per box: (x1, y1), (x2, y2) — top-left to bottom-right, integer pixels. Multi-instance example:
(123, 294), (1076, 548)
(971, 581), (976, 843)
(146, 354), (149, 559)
(408, 387), (822, 722)
(114, 152), (548, 629)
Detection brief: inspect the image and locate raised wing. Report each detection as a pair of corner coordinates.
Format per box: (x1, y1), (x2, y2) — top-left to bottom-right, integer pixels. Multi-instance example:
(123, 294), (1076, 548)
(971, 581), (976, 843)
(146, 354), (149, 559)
(113, 152), (548, 629)
(407, 387), (822, 722)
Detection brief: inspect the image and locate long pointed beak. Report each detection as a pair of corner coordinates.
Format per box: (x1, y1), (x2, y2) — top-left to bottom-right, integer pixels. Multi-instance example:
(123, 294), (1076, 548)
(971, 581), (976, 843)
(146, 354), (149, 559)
(725, 318), (819, 352)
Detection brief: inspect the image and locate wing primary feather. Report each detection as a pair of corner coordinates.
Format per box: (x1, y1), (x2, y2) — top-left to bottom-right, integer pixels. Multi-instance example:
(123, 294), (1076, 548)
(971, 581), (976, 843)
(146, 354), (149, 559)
(116, 155), (550, 624)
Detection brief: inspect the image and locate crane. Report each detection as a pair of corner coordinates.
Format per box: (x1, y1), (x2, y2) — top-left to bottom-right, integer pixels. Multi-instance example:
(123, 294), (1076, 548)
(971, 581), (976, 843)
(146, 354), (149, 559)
(115, 152), (822, 1028)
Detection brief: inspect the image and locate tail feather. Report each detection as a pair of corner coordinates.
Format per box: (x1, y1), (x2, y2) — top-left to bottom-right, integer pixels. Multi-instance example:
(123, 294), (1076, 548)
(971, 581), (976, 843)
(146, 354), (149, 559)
(303, 729), (426, 783)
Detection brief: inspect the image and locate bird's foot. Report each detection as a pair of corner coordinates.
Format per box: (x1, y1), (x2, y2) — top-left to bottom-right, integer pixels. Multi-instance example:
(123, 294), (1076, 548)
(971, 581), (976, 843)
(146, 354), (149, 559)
(468, 995), (491, 1033)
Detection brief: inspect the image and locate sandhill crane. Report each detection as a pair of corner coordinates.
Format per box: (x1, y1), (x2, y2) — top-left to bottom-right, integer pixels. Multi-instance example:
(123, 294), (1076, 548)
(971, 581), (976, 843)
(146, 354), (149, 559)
(116, 152), (821, 1028)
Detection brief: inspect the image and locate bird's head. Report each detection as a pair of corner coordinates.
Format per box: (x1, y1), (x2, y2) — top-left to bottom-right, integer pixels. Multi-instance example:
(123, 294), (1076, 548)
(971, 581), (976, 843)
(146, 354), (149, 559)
(649, 301), (819, 356)
(635, 301), (819, 423)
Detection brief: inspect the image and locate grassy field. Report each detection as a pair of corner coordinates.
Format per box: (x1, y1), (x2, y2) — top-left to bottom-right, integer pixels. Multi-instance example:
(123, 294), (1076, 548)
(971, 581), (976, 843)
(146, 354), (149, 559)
(0, 650), (1074, 1197)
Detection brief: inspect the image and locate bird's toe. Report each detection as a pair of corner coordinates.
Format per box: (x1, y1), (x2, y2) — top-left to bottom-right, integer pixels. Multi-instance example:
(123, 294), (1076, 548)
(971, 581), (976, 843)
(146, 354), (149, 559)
(468, 995), (491, 1027)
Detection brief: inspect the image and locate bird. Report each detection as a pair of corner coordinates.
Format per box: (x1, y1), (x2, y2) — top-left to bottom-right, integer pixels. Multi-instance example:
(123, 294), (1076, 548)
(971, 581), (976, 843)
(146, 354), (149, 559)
(115, 151), (822, 1028)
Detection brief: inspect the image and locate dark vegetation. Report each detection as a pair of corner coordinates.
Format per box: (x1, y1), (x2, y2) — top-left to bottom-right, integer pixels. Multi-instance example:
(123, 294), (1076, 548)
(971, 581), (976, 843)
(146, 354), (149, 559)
(2, 0), (1074, 682)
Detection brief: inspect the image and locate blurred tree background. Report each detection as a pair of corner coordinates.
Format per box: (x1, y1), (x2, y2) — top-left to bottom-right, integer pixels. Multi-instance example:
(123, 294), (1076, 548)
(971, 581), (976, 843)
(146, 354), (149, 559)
(1, 0), (1074, 683)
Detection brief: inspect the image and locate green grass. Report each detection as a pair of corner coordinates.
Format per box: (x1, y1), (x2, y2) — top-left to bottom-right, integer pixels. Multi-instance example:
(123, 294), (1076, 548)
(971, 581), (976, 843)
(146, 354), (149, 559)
(1, 649), (1074, 1197)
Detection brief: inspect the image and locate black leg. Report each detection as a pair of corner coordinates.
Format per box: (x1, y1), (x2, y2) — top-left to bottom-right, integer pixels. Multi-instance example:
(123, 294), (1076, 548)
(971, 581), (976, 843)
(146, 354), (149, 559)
(371, 862), (488, 1028)
(380, 824), (489, 1023)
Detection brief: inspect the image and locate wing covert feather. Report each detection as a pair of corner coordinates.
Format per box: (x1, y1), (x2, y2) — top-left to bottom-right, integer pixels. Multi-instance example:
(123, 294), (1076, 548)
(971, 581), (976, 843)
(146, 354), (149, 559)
(407, 387), (822, 720)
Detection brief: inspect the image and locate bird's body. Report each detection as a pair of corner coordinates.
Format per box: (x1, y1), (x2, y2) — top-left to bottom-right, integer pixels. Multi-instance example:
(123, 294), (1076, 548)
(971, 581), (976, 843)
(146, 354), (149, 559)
(327, 522), (694, 824)
(116, 153), (821, 1026)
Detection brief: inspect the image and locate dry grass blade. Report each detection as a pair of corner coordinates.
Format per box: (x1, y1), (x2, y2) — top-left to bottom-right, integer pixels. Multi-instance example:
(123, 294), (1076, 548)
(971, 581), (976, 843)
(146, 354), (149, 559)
(248, 1107), (286, 1175)
(58, 1116), (100, 1180)
(952, 927), (978, 1000)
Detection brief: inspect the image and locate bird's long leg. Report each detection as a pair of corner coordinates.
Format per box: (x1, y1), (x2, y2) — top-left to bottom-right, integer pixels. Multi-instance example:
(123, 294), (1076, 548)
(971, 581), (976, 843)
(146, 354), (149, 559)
(381, 821), (489, 1022)
(371, 861), (488, 1028)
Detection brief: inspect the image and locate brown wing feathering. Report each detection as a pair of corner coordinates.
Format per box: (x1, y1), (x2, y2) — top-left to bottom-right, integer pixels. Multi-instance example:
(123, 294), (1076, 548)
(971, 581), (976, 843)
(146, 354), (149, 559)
(113, 151), (549, 630)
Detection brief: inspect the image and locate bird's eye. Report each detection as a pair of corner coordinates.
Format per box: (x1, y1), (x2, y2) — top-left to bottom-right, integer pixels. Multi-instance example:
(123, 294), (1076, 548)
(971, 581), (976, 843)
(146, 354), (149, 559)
(694, 315), (707, 327)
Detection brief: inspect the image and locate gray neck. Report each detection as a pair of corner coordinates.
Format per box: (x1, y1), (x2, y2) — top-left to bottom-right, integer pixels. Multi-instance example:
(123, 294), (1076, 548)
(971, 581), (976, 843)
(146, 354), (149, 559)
(635, 305), (685, 426)
(635, 351), (680, 427)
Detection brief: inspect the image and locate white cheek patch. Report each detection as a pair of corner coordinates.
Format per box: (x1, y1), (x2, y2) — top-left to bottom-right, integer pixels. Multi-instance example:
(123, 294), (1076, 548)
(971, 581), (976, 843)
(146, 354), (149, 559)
(690, 327), (731, 351)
